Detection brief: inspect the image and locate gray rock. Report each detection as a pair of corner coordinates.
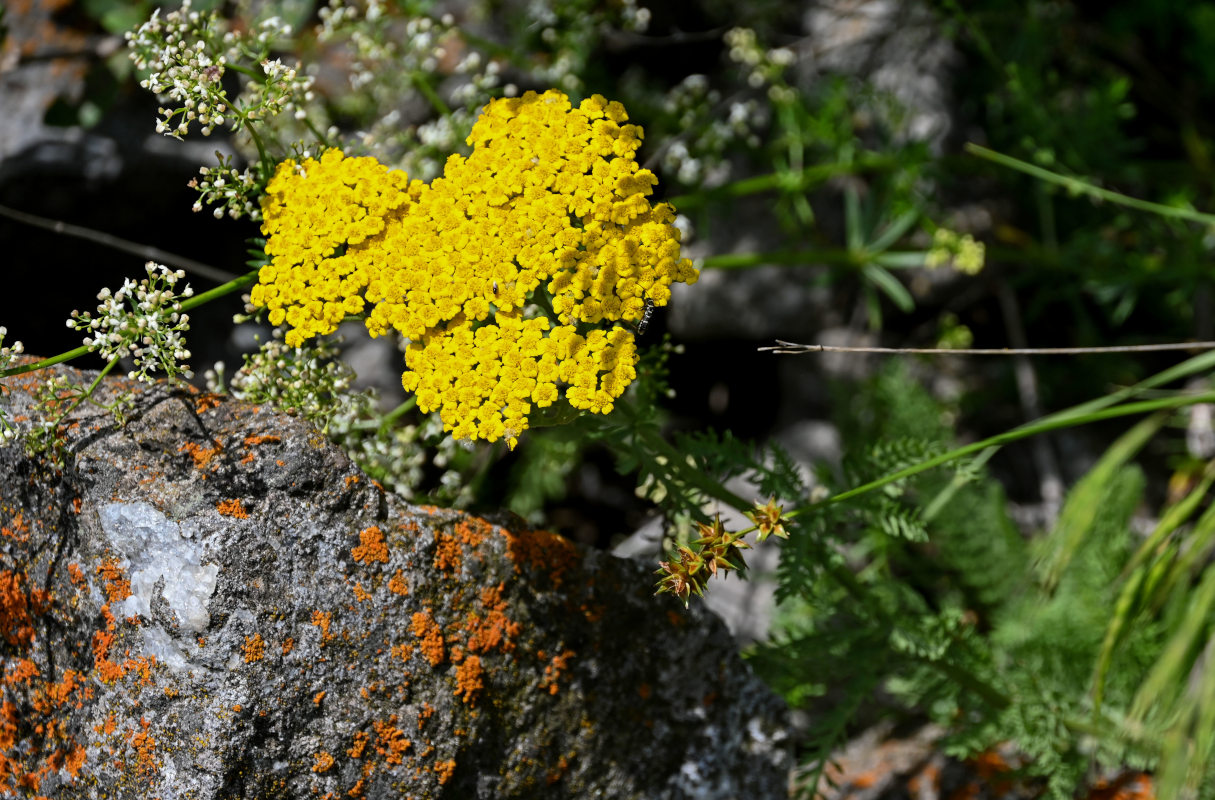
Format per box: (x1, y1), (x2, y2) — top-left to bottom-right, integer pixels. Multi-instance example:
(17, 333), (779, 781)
(0, 364), (790, 799)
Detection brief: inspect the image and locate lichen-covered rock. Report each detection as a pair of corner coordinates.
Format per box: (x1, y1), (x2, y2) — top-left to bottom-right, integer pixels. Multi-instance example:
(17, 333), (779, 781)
(0, 364), (790, 799)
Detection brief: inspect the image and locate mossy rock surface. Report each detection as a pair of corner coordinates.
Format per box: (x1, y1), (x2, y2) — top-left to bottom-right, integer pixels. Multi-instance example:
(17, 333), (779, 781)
(0, 364), (789, 799)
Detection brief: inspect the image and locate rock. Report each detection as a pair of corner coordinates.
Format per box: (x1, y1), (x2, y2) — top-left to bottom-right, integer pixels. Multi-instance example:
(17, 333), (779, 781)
(0, 364), (790, 799)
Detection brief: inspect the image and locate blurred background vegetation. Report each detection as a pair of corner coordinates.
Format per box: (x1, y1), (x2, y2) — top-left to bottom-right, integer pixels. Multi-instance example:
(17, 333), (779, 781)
(6, 0), (1215, 796)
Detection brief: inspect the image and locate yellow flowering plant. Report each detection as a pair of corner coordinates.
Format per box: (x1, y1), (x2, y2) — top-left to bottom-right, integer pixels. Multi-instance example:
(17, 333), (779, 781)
(248, 90), (699, 448)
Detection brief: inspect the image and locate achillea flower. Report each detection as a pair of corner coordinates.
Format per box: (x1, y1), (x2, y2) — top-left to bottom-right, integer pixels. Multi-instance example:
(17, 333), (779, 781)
(250, 89), (698, 446)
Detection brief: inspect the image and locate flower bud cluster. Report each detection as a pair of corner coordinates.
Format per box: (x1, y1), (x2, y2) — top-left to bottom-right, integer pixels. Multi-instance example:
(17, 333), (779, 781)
(0, 327), (26, 443)
(725, 27), (797, 91)
(188, 152), (263, 220)
(67, 262), (195, 383)
(656, 515), (751, 607)
(126, 0), (310, 140)
(925, 229), (986, 275)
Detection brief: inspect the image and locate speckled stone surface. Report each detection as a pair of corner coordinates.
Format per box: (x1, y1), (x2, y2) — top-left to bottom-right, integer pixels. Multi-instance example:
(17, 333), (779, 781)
(0, 364), (790, 799)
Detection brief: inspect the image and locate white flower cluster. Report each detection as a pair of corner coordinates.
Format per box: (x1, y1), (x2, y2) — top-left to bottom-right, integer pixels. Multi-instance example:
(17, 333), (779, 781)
(67, 262), (195, 383)
(126, 0), (309, 139)
(653, 74), (765, 187)
(188, 152), (262, 220)
(0, 326), (26, 443)
(725, 27), (797, 95)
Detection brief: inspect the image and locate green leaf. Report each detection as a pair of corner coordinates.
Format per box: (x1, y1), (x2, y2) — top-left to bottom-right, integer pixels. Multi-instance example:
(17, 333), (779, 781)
(861, 264), (915, 313)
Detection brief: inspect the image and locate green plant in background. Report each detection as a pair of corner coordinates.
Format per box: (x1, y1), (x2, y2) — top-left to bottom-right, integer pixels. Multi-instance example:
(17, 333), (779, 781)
(9, 1), (1215, 798)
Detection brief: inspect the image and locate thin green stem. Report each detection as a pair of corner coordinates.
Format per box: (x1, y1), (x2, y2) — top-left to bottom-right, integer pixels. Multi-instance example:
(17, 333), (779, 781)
(411, 74), (451, 117)
(701, 249), (864, 269)
(966, 143), (1215, 227)
(812, 390), (1215, 511)
(666, 154), (898, 211)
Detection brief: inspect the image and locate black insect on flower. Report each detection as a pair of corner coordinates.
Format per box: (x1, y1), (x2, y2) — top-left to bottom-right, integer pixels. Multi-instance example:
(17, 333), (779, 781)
(636, 298), (654, 335)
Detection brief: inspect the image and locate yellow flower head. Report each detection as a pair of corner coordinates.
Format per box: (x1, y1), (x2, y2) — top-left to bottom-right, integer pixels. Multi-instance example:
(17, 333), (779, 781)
(251, 90), (698, 446)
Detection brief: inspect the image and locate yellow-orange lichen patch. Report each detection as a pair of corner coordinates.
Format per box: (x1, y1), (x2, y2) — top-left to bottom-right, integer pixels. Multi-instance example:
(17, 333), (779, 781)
(387, 570), (409, 596)
(194, 392), (223, 413)
(96, 559), (131, 604)
(434, 759), (457, 785)
(433, 532), (463, 573)
(282, 637), (294, 656)
(465, 583), (521, 654)
(311, 610), (334, 643)
(352, 526), (390, 564)
(243, 634), (265, 663)
(410, 610), (445, 667)
(67, 563), (85, 586)
(179, 440), (223, 469)
(1, 512), (30, 543)
(352, 582), (373, 603)
(312, 751), (335, 773)
(454, 518), (491, 547)
(243, 434), (281, 447)
(416, 702), (435, 730)
(216, 498), (249, 518)
(503, 527), (579, 588)
(313, 691), (326, 706)
(347, 731), (370, 759)
(540, 649), (576, 695)
(454, 656), (484, 705)
(1, 568), (49, 647)
(372, 718), (411, 765)
(390, 642), (413, 662)
(129, 717), (157, 775)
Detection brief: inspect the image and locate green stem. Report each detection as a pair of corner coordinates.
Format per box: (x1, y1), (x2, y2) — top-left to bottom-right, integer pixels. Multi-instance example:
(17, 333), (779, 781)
(1, 270), (260, 379)
(666, 154), (898, 211)
(411, 73), (451, 117)
(813, 390), (1215, 511)
(701, 249), (864, 269)
(966, 143), (1215, 227)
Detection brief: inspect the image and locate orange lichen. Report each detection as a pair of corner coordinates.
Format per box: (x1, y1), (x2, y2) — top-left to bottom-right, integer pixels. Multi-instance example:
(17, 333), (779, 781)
(243, 434), (281, 447)
(178, 440), (223, 469)
(503, 527), (579, 588)
(390, 643), (413, 662)
(312, 751), (336, 773)
(416, 703), (435, 730)
(454, 518), (490, 547)
(454, 656), (484, 705)
(243, 634), (265, 663)
(410, 610), (445, 667)
(432, 533), (463, 573)
(344, 475), (360, 488)
(352, 582), (373, 603)
(67, 563), (85, 586)
(71, 497), (83, 514)
(539, 649), (575, 695)
(434, 759), (457, 785)
(194, 393), (223, 413)
(311, 610), (334, 643)
(282, 637), (294, 655)
(129, 718), (157, 775)
(216, 498), (249, 518)
(465, 584), (521, 654)
(313, 691), (326, 706)
(352, 526), (389, 564)
(1, 569), (48, 646)
(347, 731), (370, 759)
(96, 559), (131, 603)
(372, 718), (411, 765)
(388, 570), (409, 596)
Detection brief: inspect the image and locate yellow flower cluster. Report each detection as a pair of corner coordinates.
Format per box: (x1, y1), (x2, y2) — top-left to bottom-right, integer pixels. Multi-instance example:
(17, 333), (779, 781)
(250, 89), (698, 446)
